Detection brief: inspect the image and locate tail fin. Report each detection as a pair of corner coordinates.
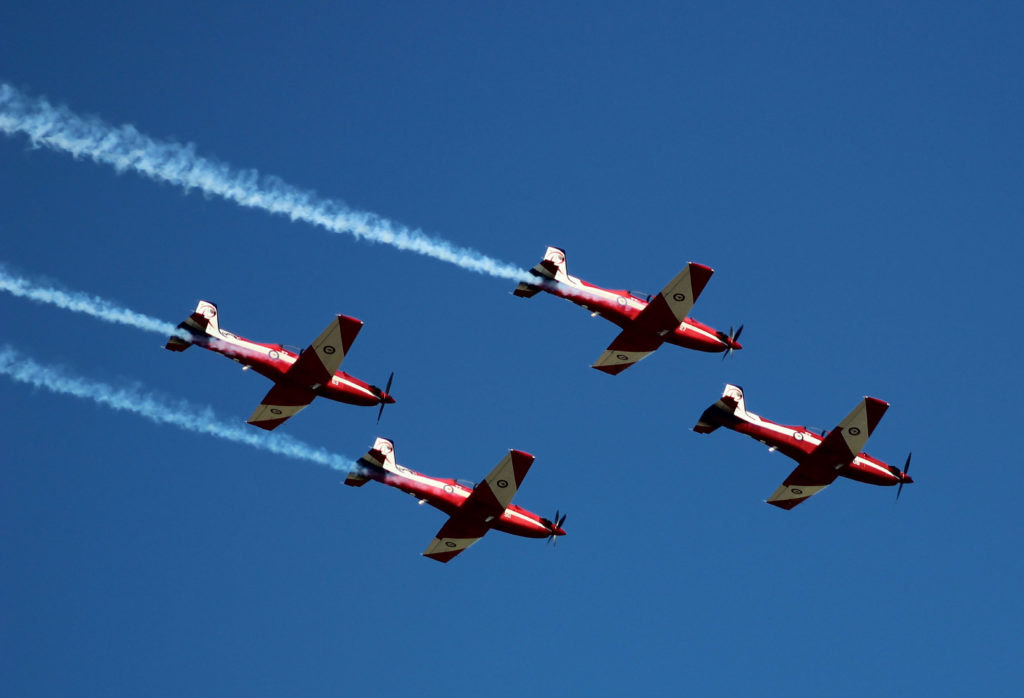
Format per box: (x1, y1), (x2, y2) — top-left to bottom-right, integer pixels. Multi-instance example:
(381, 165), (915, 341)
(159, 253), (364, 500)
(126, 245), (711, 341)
(514, 246), (572, 297)
(693, 384), (750, 433)
(360, 437), (401, 472)
(164, 300), (221, 351)
(348, 436), (400, 486)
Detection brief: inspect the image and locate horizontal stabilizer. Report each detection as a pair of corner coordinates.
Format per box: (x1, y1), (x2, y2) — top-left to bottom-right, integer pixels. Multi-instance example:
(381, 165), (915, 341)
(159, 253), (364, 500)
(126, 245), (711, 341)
(343, 469), (371, 487)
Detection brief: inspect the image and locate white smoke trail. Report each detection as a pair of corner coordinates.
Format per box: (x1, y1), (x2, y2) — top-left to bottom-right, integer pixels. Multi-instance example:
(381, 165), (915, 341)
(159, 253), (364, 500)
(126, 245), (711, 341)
(0, 83), (531, 281)
(0, 345), (355, 472)
(0, 263), (187, 338)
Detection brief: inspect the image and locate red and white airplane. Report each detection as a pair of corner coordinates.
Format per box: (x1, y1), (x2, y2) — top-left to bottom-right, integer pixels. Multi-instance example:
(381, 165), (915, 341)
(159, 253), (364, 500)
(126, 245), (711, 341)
(344, 437), (566, 562)
(513, 246), (743, 374)
(693, 384), (912, 509)
(165, 300), (394, 430)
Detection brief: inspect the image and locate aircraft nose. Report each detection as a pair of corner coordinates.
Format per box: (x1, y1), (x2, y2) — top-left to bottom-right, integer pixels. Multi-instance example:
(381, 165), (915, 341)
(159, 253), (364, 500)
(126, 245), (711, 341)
(729, 339), (743, 351)
(383, 394), (396, 405)
(902, 474), (913, 484)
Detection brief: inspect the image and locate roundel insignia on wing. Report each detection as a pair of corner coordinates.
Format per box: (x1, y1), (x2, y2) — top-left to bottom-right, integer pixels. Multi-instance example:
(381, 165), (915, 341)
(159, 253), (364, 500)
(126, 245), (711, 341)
(848, 426), (861, 436)
(496, 479), (509, 488)
(616, 353), (630, 361)
(268, 350), (279, 359)
(445, 541), (456, 548)
(672, 292), (686, 302)
(270, 408), (282, 415)
(323, 345), (336, 355)
(443, 485), (454, 494)
(616, 296), (627, 305)
(794, 432), (804, 441)
(791, 488), (804, 495)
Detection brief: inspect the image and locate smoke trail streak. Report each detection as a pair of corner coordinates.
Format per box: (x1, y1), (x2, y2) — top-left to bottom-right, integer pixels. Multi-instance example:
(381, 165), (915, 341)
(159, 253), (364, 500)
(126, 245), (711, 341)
(0, 264), (188, 339)
(0, 83), (530, 281)
(0, 345), (355, 471)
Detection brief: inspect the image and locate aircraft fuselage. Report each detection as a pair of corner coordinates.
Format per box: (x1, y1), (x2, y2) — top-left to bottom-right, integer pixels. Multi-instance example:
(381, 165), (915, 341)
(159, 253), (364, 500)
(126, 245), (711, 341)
(725, 413), (906, 487)
(193, 332), (386, 407)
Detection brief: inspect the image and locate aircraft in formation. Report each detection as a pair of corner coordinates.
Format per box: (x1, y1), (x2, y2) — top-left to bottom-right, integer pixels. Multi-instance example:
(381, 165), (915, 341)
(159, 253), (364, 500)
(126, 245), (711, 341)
(165, 300), (394, 431)
(693, 384), (912, 509)
(158, 253), (908, 561)
(344, 437), (567, 562)
(514, 246), (744, 374)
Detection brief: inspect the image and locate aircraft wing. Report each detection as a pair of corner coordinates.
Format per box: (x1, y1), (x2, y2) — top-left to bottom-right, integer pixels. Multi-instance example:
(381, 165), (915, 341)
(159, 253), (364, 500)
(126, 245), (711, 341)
(423, 516), (491, 563)
(421, 450), (534, 562)
(824, 397), (889, 462)
(247, 382), (317, 431)
(804, 397), (890, 470)
(766, 461), (840, 509)
(767, 397), (889, 509)
(631, 262), (715, 335)
(285, 315), (363, 387)
(467, 449), (535, 512)
(591, 263), (714, 374)
(592, 327), (665, 375)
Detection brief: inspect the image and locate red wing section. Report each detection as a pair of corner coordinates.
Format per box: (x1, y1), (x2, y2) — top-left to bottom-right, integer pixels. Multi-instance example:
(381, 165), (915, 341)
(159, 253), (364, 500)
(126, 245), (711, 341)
(766, 462), (840, 510)
(803, 397), (890, 471)
(463, 450), (535, 514)
(422, 516), (492, 563)
(247, 382), (317, 431)
(592, 327), (665, 375)
(591, 263), (714, 375)
(632, 262), (714, 335)
(422, 450), (534, 562)
(285, 315), (363, 387)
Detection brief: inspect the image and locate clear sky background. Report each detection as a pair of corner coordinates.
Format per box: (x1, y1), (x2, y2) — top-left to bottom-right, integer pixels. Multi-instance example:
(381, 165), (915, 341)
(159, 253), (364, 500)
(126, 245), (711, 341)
(1, 2), (1021, 696)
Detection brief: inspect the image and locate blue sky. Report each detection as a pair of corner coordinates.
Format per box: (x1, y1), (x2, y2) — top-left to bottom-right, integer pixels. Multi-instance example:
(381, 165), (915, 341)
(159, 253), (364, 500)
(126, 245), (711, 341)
(2, 2), (1022, 696)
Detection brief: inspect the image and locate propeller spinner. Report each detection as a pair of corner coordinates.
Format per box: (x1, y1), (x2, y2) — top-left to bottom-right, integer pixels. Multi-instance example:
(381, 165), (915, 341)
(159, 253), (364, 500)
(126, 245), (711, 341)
(543, 510), (568, 547)
(720, 324), (744, 360)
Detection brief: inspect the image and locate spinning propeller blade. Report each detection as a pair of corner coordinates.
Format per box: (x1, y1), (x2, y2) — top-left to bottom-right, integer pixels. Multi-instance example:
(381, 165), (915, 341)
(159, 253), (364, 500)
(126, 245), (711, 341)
(546, 510), (568, 547)
(721, 324), (744, 360)
(376, 371), (395, 424)
(896, 452), (912, 501)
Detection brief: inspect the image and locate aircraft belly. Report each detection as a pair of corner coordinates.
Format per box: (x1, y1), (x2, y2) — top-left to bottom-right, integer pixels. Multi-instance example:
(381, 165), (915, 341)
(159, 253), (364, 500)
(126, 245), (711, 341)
(246, 362), (287, 382)
(320, 376), (378, 406)
(490, 517), (548, 539)
(667, 322), (725, 353)
(841, 459), (898, 486)
(733, 422), (816, 460)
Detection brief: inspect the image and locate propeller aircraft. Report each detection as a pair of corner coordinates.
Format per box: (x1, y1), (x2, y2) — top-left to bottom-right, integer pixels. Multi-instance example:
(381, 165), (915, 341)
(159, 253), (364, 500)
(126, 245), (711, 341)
(693, 384), (912, 508)
(344, 437), (566, 562)
(513, 246), (743, 374)
(165, 300), (394, 430)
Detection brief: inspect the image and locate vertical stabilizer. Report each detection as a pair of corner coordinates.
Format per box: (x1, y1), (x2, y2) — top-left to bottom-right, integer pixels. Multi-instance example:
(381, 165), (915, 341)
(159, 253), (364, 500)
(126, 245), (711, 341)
(693, 384), (752, 433)
(165, 300), (221, 351)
